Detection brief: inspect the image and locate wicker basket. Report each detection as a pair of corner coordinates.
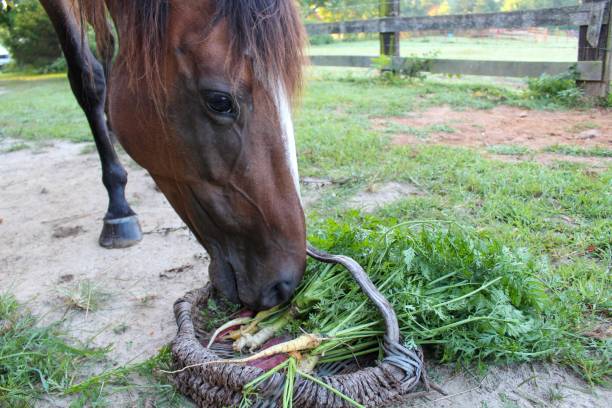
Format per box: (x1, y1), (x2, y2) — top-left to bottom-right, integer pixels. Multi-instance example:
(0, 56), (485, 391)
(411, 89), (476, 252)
(170, 246), (430, 407)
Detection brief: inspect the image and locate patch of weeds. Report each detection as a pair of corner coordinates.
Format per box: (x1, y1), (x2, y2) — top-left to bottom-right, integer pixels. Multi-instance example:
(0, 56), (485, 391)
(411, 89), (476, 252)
(371, 52), (439, 82)
(568, 121), (599, 133)
(380, 122), (455, 140)
(525, 68), (586, 108)
(601, 90), (612, 108)
(113, 323), (129, 335)
(429, 123), (455, 133)
(65, 346), (189, 408)
(0, 293), (106, 407)
(499, 393), (520, 408)
(487, 145), (532, 155)
(543, 144), (612, 158)
(547, 386), (565, 403)
(59, 280), (110, 313)
(1, 142), (29, 153)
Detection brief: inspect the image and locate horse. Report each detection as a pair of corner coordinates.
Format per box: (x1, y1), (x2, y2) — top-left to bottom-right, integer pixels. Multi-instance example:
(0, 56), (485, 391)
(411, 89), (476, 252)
(39, 0), (307, 311)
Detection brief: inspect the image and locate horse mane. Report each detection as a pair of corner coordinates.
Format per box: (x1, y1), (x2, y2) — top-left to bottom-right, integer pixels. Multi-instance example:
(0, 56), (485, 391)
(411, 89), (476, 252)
(73, 0), (305, 108)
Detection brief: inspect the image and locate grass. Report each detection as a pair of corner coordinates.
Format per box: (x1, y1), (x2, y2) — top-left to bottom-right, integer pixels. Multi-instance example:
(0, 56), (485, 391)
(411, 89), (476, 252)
(0, 69), (610, 402)
(0, 72), (89, 142)
(309, 35), (578, 62)
(486, 145), (532, 155)
(1, 141), (29, 153)
(544, 144), (612, 158)
(0, 293), (105, 407)
(58, 280), (110, 314)
(381, 122), (455, 140)
(0, 292), (188, 407)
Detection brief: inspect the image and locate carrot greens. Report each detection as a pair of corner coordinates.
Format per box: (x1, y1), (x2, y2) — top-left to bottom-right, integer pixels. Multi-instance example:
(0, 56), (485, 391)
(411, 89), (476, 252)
(234, 214), (609, 404)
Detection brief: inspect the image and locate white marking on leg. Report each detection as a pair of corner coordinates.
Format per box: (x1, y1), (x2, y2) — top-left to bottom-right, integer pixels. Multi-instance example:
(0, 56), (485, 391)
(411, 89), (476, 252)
(274, 82), (301, 199)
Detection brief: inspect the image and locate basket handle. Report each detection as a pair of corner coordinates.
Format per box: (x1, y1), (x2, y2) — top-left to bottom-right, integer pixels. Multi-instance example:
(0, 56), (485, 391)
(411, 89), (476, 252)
(307, 244), (424, 389)
(306, 244), (400, 342)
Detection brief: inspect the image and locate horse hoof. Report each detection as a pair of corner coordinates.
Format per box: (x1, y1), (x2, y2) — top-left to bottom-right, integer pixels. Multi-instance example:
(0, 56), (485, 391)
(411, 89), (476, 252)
(99, 215), (143, 249)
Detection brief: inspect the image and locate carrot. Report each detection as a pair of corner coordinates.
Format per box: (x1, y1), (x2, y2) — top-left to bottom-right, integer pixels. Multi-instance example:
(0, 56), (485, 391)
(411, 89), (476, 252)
(162, 334), (323, 374)
(298, 354), (320, 373)
(233, 310), (292, 352)
(206, 317), (253, 348)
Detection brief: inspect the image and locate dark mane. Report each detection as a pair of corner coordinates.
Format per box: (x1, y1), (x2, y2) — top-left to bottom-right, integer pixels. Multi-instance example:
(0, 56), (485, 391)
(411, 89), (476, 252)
(76, 0), (305, 106)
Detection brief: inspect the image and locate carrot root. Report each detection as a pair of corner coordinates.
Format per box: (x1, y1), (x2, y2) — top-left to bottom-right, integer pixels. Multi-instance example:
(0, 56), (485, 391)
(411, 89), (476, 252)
(161, 333), (323, 374)
(206, 317), (252, 348)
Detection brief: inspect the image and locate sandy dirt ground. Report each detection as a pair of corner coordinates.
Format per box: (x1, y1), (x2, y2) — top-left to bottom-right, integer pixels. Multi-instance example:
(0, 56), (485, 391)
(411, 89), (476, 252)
(0, 138), (610, 407)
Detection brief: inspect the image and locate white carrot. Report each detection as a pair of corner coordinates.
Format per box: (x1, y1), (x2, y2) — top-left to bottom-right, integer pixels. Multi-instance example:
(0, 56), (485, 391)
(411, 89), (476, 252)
(298, 354), (320, 373)
(206, 317), (253, 349)
(233, 311), (291, 352)
(162, 334), (323, 374)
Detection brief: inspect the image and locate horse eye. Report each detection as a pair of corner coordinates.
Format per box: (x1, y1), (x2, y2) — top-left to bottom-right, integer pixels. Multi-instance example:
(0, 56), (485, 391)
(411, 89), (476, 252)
(205, 92), (236, 115)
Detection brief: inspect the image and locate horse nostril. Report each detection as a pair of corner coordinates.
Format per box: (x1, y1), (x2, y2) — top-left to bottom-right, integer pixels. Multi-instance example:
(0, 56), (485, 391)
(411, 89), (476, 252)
(260, 280), (293, 309)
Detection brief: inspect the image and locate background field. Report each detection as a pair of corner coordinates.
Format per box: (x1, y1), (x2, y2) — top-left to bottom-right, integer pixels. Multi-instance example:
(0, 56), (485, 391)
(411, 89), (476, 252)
(308, 35), (579, 62)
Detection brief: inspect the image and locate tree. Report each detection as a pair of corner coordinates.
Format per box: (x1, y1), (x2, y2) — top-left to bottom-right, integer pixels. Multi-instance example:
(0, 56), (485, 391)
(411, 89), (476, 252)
(0, 0), (61, 67)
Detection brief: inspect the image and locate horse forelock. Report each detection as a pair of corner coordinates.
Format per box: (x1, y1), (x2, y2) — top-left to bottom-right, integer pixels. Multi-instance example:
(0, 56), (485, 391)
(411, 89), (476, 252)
(216, 0), (307, 104)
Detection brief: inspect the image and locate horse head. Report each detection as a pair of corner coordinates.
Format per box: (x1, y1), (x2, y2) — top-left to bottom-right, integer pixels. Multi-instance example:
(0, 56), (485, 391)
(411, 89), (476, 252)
(106, 0), (307, 310)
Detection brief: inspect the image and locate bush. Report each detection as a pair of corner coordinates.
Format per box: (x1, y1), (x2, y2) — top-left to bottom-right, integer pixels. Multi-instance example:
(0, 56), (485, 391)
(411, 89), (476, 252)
(371, 52), (438, 82)
(525, 67), (584, 107)
(0, 0), (62, 68)
(309, 34), (335, 45)
(37, 56), (66, 74)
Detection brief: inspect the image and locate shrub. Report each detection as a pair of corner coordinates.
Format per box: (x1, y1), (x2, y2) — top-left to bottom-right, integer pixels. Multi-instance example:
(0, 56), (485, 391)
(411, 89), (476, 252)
(371, 52), (438, 82)
(0, 0), (62, 68)
(525, 67), (584, 107)
(309, 34), (335, 45)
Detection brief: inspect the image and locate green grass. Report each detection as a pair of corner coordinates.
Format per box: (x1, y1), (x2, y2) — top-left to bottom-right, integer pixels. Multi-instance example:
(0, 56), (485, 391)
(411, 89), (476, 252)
(0, 293), (105, 406)
(1, 141), (29, 153)
(0, 292), (188, 407)
(486, 145), (532, 155)
(0, 73), (89, 142)
(544, 144), (612, 158)
(309, 36), (578, 62)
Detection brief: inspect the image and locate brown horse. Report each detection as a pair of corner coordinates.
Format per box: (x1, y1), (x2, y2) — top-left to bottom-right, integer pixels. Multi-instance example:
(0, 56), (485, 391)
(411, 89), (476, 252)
(39, 0), (307, 311)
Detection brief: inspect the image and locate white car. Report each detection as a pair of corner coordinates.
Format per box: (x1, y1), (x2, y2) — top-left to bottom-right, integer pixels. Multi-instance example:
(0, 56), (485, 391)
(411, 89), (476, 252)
(0, 46), (10, 68)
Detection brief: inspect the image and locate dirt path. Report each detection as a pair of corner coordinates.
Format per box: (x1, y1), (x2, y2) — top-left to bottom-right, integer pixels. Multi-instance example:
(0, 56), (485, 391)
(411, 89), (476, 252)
(0, 141), (208, 368)
(0, 142), (609, 407)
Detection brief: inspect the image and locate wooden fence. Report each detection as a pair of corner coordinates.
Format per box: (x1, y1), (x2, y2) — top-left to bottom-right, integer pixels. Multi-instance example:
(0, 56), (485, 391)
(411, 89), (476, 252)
(305, 0), (612, 97)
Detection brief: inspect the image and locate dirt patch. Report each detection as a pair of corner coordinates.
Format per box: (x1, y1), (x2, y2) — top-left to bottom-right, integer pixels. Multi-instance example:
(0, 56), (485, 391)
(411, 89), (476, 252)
(0, 141), (208, 372)
(348, 182), (424, 212)
(374, 106), (612, 150)
(421, 362), (609, 408)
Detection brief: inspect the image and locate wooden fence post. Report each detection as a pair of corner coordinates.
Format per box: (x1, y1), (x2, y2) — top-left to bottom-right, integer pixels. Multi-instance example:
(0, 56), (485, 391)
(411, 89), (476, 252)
(578, 0), (611, 98)
(379, 0), (400, 61)
(603, 1), (612, 98)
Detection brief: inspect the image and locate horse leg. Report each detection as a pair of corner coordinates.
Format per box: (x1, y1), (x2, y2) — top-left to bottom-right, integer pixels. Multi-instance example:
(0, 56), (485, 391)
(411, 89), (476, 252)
(40, 0), (142, 248)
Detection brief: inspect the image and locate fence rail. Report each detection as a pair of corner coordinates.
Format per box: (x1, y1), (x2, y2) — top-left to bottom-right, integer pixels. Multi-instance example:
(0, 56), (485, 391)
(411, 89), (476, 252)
(309, 56), (604, 81)
(306, 3), (608, 35)
(305, 0), (612, 96)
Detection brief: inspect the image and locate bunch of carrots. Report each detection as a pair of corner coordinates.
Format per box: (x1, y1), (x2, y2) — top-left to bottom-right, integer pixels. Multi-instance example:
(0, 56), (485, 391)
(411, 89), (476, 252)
(202, 216), (553, 407)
